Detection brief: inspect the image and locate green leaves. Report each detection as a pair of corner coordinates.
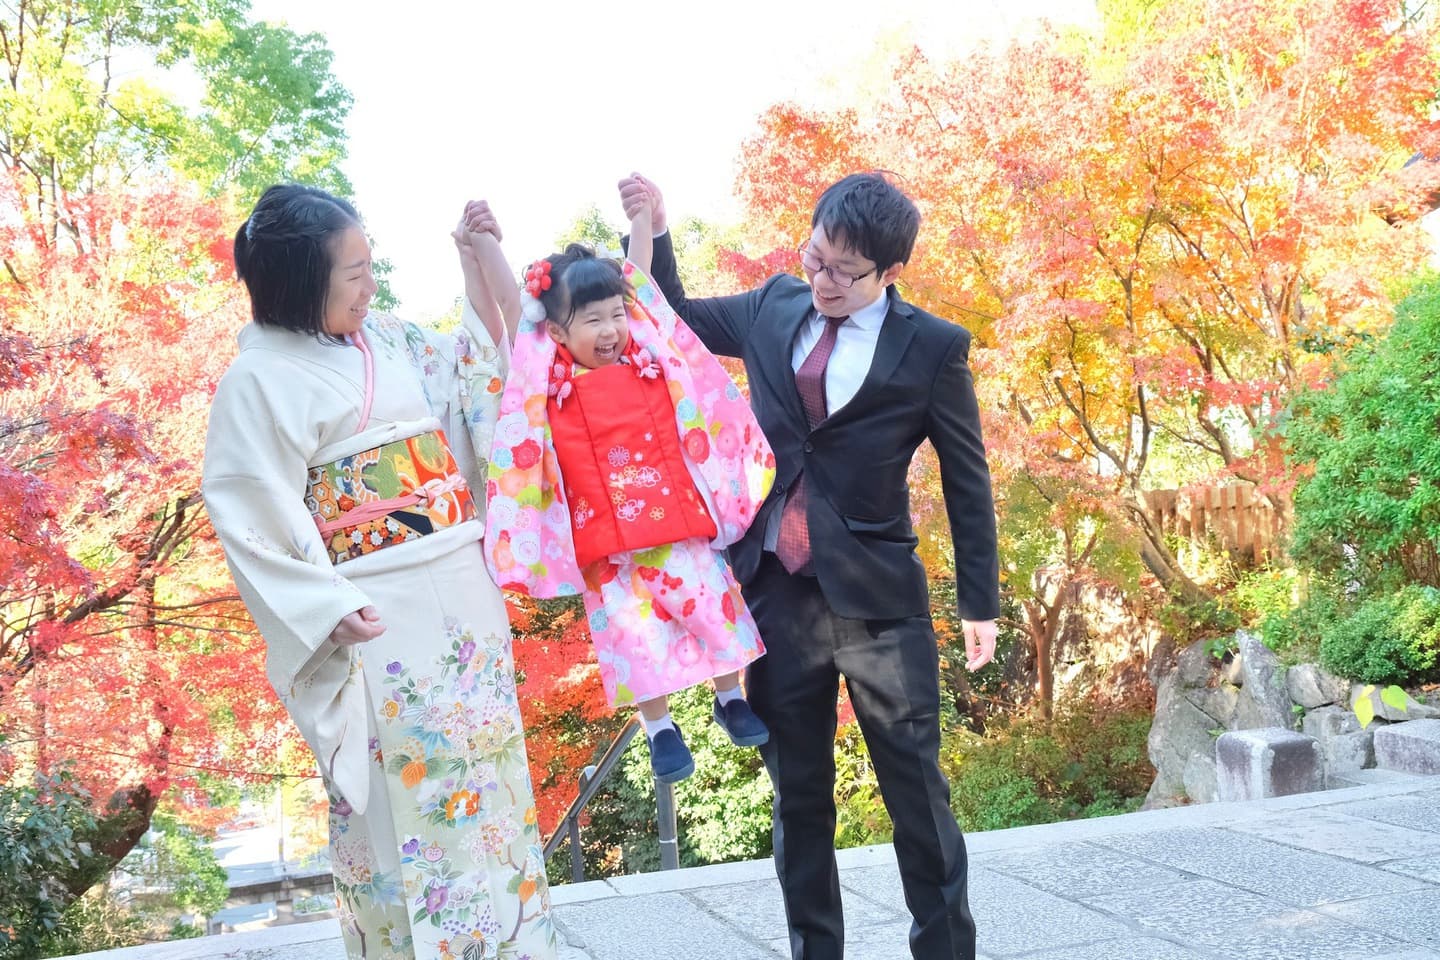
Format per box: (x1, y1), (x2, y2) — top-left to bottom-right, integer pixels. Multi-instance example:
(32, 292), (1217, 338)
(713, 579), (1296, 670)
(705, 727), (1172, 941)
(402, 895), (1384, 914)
(1, 0), (353, 218)
(1352, 683), (1414, 729)
(0, 771), (106, 959)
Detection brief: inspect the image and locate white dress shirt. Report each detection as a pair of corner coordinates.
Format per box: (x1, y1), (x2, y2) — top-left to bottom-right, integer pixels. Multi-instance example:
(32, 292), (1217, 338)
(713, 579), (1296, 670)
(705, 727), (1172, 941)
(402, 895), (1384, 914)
(790, 290), (890, 415)
(763, 289), (891, 551)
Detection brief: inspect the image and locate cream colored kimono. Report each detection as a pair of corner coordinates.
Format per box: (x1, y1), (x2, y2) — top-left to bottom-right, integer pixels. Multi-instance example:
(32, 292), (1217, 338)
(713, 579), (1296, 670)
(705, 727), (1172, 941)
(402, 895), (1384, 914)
(203, 306), (556, 960)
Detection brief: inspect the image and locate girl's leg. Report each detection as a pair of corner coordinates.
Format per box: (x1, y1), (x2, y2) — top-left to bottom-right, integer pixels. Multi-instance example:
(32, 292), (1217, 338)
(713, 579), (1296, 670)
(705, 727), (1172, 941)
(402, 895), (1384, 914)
(710, 671), (770, 747)
(712, 672), (746, 706)
(638, 694), (672, 723)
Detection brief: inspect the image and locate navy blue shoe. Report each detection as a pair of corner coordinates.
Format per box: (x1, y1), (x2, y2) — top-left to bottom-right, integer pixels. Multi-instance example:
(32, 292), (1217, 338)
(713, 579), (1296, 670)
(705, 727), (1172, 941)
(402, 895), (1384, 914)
(713, 697), (770, 747)
(647, 726), (695, 783)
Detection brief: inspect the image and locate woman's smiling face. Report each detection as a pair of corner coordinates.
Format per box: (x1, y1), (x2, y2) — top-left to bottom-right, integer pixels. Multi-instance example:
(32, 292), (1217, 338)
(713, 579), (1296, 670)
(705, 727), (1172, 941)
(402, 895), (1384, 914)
(323, 226), (378, 337)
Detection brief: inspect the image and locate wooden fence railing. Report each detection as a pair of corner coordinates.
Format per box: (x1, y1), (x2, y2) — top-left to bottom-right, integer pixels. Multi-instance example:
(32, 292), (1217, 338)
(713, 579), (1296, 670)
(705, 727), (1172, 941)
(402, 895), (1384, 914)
(1139, 483), (1290, 563)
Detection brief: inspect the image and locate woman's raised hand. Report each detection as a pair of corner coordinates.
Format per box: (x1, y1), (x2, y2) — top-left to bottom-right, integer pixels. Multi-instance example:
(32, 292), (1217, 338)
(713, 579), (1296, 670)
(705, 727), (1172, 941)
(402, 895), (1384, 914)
(329, 605), (386, 646)
(463, 200), (501, 241)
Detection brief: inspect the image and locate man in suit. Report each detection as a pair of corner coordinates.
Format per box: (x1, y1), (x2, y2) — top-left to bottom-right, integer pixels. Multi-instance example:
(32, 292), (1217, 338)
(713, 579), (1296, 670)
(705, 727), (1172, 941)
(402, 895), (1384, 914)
(620, 172), (1000, 960)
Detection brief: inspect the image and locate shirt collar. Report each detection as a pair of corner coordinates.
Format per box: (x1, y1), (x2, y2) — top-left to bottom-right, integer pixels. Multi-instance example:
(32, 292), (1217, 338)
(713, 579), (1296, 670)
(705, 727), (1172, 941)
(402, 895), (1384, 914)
(845, 289), (890, 332)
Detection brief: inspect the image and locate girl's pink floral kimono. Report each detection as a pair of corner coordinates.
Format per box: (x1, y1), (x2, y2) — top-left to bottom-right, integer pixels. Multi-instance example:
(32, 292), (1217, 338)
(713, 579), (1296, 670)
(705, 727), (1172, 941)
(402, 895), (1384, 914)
(484, 262), (774, 706)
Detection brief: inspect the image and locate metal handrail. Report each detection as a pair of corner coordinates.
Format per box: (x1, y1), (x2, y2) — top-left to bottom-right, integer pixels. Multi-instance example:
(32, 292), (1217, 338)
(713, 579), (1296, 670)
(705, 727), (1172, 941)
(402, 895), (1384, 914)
(541, 714), (680, 882)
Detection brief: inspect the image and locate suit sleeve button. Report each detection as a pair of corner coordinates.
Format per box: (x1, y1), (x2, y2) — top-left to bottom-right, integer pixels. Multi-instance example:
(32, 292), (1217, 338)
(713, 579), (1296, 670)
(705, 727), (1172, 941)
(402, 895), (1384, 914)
(803, 441), (814, 453)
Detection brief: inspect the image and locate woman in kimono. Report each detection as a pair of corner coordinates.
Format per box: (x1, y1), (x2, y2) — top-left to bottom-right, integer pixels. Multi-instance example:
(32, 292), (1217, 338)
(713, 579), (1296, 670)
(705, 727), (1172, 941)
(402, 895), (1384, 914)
(202, 184), (555, 960)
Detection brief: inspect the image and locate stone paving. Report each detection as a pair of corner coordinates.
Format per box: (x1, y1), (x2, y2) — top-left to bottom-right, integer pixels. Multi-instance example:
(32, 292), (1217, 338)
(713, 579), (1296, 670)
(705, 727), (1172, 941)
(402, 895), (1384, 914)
(61, 771), (1440, 960)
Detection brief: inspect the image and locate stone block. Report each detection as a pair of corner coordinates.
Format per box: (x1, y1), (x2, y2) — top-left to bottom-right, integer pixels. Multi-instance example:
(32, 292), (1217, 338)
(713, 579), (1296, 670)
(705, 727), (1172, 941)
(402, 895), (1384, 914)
(1375, 719), (1440, 775)
(1182, 750), (1218, 804)
(1216, 727), (1321, 801)
(1302, 705), (1375, 780)
(1286, 663), (1350, 709)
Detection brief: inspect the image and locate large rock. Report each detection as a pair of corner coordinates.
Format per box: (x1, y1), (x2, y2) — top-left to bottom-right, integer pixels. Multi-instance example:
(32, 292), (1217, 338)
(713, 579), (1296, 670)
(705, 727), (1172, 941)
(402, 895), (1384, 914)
(1374, 719), (1440, 775)
(1175, 637), (1217, 686)
(1301, 705), (1375, 780)
(1286, 664), (1350, 709)
(1216, 728), (1322, 801)
(1351, 685), (1440, 723)
(1235, 631), (1292, 728)
(1146, 671), (1224, 804)
(1185, 682), (1242, 726)
(1182, 751), (1218, 804)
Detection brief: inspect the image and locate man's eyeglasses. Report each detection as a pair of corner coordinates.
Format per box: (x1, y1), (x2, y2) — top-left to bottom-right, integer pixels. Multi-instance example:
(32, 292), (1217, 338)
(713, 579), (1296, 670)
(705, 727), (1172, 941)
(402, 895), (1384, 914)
(797, 241), (876, 289)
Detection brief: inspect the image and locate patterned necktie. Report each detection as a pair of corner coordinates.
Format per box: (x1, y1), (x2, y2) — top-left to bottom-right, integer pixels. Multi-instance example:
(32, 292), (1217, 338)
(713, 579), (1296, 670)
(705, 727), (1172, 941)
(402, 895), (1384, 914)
(775, 314), (847, 574)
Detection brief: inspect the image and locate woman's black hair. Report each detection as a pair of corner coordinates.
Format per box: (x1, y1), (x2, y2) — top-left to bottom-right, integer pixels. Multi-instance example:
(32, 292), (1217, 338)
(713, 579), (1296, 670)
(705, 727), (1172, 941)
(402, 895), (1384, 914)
(232, 184), (363, 340)
(537, 244), (632, 330)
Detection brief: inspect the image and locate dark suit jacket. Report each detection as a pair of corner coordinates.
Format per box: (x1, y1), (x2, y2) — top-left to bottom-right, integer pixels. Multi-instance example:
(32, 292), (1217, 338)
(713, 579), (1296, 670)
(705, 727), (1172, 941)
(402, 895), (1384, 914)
(649, 233), (1000, 622)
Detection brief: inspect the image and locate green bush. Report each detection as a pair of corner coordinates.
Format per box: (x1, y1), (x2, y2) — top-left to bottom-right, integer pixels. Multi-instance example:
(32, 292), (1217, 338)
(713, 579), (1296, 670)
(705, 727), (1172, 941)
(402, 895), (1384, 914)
(549, 684), (773, 882)
(34, 891), (148, 958)
(942, 699), (1154, 832)
(1319, 585), (1440, 685)
(1282, 274), (1440, 592)
(0, 771), (107, 960)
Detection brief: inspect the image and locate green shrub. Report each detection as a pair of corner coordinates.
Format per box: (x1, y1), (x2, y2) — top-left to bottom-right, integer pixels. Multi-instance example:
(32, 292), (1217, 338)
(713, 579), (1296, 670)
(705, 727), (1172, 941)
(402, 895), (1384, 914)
(1319, 585), (1440, 685)
(1282, 275), (1440, 593)
(35, 891), (148, 958)
(0, 771), (107, 960)
(942, 699), (1153, 833)
(1260, 578), (1340, 660)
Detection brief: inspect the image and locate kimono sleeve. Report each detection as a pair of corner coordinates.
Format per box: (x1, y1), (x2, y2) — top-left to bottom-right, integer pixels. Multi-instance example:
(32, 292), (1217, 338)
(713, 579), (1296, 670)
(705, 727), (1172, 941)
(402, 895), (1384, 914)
(201, 358), (372, 691)
(399, 302), (509, 521)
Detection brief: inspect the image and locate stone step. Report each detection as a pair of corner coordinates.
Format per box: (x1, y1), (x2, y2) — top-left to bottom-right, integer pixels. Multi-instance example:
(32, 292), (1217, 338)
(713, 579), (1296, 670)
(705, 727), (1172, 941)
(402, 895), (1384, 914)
(1374, 718), (1440, 775)
(1325, 766), (1434, 789)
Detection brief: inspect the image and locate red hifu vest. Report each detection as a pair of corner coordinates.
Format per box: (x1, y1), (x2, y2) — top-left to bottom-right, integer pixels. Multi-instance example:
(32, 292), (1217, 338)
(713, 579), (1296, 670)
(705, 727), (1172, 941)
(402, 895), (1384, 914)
(548, 342), (717, 568)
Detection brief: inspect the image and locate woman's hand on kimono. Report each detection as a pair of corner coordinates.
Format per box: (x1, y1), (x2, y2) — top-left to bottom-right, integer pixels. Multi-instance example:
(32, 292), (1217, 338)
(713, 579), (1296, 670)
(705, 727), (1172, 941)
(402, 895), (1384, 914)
(329, 605), (386, 646)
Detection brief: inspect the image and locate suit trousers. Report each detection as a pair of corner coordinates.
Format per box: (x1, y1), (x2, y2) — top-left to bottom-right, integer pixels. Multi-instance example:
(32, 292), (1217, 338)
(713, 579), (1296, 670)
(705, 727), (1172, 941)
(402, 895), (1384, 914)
(745, 552), (976, 960)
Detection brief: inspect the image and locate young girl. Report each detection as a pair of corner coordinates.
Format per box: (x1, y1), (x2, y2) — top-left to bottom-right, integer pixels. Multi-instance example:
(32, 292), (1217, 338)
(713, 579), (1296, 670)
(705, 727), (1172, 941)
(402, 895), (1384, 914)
(481, 198), (775, 783)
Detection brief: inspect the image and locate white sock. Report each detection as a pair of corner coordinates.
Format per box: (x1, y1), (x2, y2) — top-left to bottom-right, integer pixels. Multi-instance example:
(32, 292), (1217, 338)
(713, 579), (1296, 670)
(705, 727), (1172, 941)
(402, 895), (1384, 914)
(640, 712), (675, 737)
(715, 685), (744, 706)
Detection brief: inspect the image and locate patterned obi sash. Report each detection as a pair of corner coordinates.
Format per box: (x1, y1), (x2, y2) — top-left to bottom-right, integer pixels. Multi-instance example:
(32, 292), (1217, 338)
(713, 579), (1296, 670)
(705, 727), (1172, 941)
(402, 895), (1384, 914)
(305, 429), (476, 565)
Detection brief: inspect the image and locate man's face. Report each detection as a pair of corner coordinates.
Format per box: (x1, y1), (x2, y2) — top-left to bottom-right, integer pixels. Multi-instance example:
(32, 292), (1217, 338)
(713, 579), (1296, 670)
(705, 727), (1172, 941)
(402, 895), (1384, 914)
(800, 226), (899, 318)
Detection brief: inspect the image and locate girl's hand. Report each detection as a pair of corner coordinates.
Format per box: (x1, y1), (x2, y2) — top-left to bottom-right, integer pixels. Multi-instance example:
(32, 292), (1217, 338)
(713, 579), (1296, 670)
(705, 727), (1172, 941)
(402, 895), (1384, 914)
(329, 605), (386, 646)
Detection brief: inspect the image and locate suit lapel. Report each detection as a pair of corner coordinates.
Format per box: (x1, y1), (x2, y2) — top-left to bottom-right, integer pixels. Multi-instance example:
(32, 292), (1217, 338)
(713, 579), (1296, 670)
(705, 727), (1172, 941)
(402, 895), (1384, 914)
(755, 289), (813, 429)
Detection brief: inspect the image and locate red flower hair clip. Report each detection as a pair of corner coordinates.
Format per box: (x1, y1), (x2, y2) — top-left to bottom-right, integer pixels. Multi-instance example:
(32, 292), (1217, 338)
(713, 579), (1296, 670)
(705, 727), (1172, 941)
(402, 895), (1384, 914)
(524, 260), (553, 297)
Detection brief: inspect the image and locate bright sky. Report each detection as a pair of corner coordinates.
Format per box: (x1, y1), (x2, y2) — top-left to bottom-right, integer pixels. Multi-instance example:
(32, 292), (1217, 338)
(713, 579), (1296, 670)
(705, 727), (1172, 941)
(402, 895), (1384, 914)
(244, 0), (1098, 320)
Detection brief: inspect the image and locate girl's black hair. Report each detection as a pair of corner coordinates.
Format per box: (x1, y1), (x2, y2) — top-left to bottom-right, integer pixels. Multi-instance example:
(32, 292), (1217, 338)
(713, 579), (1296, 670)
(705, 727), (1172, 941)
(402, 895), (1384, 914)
(232, 184), (363, 340)
(537, 244), (632, 330)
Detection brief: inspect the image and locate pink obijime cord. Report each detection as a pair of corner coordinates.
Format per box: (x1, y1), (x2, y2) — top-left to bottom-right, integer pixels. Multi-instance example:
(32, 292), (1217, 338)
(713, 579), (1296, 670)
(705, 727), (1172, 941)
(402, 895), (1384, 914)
(314, 473), (470, 536)
(351, 328), (375, 432)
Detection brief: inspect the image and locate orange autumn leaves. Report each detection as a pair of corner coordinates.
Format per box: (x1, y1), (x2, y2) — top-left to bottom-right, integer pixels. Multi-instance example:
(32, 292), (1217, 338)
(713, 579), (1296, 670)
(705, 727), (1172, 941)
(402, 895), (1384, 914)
(726, 0), (1440, 602)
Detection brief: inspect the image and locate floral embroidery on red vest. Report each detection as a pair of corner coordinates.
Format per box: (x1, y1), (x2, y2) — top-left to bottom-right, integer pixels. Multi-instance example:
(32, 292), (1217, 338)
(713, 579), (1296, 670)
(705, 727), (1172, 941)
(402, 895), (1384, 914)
(548, 338), (717, 567)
